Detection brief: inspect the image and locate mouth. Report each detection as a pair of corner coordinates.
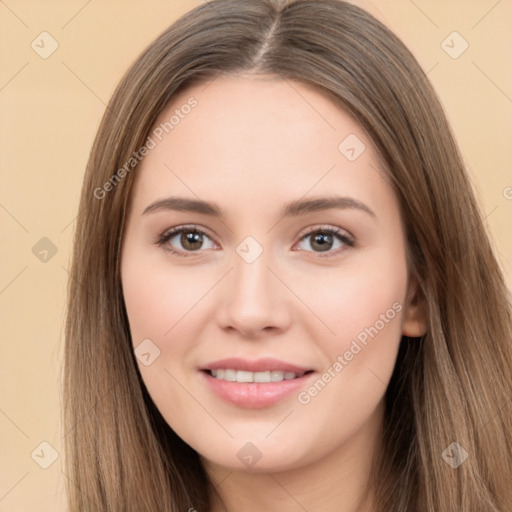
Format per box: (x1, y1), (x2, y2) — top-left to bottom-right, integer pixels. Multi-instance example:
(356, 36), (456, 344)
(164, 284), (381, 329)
(199, 357), (316, 408)
(203, 368), (314, 382)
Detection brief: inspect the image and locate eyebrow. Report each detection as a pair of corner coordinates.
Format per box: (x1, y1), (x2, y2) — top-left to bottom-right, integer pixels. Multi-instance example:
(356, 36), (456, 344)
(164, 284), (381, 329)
(142, 195), (376, 218)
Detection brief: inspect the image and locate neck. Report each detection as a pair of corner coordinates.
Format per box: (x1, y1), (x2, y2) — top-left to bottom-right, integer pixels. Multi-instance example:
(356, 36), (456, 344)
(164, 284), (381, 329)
(204, 401), (384, 512)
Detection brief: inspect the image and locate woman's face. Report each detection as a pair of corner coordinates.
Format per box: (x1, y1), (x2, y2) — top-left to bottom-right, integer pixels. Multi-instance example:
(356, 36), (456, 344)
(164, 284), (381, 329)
(121, 74), (425, 474)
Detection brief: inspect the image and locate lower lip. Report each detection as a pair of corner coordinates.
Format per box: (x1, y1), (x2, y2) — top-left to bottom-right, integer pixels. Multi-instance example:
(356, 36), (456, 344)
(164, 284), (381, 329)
(200, 371), (315, 409)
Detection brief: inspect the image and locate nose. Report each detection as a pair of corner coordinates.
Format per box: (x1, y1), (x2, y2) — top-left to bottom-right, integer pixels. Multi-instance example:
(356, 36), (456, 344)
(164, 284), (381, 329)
(216, 249), (292, 338)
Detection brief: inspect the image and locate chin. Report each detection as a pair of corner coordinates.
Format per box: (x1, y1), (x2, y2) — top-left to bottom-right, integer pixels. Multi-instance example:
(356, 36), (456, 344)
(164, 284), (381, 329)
(196, 436), (315, 474)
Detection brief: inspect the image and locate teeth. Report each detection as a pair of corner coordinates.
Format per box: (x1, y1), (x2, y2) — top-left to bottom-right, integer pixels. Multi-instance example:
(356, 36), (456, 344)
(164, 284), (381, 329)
(224, 369), (237, 381)
(210, 369), (302, 382)
(237, 370), (254, 382)
(270, 371), (284, 382)
(254, 371), (270, 382)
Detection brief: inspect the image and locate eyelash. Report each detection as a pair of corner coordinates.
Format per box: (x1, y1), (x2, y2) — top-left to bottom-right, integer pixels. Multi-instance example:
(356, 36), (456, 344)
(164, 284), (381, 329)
(155, 224), (355, 259)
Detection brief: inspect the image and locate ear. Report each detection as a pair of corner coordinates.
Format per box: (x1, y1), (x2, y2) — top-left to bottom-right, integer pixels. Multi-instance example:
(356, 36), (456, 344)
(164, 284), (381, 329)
(402, 276), (427, 337)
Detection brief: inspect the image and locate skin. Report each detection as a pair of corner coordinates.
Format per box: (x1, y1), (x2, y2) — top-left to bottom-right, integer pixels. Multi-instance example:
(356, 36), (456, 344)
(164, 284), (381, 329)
(120, 73), (426, 512)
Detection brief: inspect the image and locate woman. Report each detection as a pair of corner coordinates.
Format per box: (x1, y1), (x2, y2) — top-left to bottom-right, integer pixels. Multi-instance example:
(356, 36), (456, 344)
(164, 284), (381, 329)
(64, 0), (512, 510)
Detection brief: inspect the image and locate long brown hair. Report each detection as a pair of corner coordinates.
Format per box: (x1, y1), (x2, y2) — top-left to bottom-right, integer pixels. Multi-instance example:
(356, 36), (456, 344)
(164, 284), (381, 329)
(64, 0), (512, 510)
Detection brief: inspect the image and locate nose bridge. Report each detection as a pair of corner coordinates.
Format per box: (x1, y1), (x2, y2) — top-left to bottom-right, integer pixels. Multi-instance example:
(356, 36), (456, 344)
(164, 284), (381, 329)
(217, 240), (290, 335)
(231, 244), (276, 311)
(233, 248), (272, 299)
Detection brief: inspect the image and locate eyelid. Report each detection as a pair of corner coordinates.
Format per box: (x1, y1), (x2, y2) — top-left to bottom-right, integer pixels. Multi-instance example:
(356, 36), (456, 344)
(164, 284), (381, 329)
(158, 224), (214, 241)
(295, 224), (354, 243)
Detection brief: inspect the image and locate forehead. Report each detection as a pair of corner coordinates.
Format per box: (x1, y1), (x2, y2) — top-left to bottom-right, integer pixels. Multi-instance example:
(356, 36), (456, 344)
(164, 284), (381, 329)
(130, 74), (392, 218)
(153, 73), (368, 163)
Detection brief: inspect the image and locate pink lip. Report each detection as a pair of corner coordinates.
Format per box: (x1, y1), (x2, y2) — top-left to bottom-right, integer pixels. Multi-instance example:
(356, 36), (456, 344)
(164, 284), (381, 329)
(199, 358), (315, 409)
(201, 357), (312, 374)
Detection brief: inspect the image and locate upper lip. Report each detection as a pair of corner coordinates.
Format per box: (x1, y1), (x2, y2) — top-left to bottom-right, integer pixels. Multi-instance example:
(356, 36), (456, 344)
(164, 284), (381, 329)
(201, 357), (313, 374)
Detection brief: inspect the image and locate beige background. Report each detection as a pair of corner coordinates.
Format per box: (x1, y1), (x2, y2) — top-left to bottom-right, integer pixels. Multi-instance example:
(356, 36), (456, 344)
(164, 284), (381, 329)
(1, 1), (511, 510)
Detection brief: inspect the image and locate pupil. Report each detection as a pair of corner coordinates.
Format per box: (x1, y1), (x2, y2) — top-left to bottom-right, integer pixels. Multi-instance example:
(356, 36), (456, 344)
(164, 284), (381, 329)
(312, 233), (332, 252)
(182, 231), (202, 250)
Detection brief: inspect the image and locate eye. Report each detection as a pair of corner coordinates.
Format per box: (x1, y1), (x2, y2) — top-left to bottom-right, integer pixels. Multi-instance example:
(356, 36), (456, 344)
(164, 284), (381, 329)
(156, 225), (218, 256)
(155, 224), (355, 258)
(293, 225), (355, 257)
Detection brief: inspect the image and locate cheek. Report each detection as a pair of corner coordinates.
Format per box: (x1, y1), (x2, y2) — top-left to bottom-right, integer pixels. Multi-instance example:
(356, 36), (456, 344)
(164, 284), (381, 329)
(121, 251), (211, 345)
(298, 250), (408, 353)
(121, 252), (210, 423)
(121, 249), (218, 412)
(293, 247), (407, 407)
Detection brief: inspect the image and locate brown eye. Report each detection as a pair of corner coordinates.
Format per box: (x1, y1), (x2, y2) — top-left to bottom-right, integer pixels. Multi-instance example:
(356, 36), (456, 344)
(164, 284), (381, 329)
(295, 226), (355, 257)
(157, 226), (217, 256)
(180, 231), (205, 251)
(309, 232), (335, 252)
